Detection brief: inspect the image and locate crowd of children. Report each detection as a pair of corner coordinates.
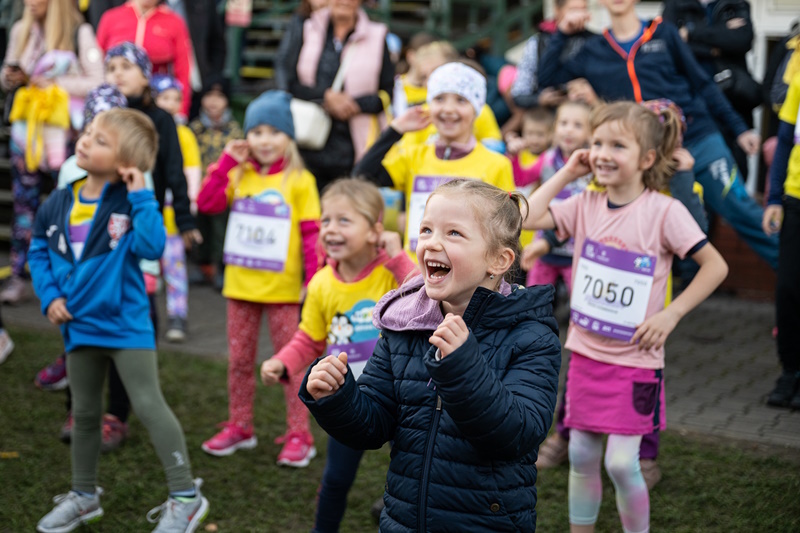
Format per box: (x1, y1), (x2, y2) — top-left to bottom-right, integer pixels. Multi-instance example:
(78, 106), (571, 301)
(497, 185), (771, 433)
(3, 0), (799, 531)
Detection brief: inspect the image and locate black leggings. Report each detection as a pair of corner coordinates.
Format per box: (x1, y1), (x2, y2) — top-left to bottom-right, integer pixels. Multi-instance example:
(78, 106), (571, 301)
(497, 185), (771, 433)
(777, 196), (800, 373)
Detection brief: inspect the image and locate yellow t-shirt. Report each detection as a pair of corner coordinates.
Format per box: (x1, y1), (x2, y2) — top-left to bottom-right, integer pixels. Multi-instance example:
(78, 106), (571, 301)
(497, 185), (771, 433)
(163, 124), (203, 236)
(221, 165), (321, 303)
(778, 73), (800, 200)
(299, 261), (405, 378)
(383, 142), (514, 257)
(69, 180), (98, 261)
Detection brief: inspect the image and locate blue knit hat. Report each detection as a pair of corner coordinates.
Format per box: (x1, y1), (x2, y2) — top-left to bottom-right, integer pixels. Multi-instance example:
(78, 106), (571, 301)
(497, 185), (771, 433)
(151, 74), (183, 95)
(83, 83), (128, 127)
(105, 42), (152, 80)
(243, 90), (295, 139)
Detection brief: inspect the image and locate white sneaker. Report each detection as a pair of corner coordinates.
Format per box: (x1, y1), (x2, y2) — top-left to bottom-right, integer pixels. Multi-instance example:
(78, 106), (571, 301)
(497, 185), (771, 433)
(0, 329), (14, 364)
(147, 478), (209, 533)
(37, 489), (104, 533)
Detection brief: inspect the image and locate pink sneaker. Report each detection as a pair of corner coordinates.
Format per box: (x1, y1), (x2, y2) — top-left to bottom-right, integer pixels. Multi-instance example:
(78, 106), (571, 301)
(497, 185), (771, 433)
(201, 422), (257, 457)
(35, 353), (68, 391)
(276, 431), (316, 467)
(100, 414), (128, 453)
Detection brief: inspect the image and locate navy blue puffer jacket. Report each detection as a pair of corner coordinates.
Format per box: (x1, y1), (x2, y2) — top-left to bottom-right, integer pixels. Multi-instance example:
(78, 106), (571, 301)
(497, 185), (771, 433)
(300, 281), (561, 532)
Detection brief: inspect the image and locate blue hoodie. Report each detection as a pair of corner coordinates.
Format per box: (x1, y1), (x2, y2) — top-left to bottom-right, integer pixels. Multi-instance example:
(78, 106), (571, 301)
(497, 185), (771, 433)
(538, 17), (748, 145)
(28, 180), (166, 352)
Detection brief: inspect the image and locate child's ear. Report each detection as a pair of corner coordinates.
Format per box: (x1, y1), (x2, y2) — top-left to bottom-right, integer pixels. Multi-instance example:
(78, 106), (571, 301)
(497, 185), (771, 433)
(369, 221), (385, 244)
(489, 246), (515, 279)
(639, 148), (657, 171)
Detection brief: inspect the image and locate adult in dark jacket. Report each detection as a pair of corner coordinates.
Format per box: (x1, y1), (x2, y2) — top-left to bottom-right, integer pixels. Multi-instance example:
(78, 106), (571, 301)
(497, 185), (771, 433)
(662, 0), (758, 179)
(301, 274), (561, 532)
(283, 0), (394, 192)
(275, 0), (328, 92)
(538, 4), (778, 270)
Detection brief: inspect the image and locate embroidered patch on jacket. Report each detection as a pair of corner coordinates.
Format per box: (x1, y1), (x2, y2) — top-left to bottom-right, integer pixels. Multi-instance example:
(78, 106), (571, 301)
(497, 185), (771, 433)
(107, 213), (131, 249)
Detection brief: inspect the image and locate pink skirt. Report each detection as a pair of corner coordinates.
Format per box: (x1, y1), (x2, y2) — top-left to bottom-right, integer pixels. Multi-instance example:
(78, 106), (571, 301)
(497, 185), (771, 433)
(564, 352), (666, 435)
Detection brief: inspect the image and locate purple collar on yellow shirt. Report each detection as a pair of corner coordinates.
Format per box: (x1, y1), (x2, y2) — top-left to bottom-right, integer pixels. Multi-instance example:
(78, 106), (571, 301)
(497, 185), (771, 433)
(434, 136), (477, 160)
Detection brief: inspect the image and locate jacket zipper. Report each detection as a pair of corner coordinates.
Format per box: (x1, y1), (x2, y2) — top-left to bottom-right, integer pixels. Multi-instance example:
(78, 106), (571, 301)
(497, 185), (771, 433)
(418, 394), (442, 531)
(417, 290), (494, 529)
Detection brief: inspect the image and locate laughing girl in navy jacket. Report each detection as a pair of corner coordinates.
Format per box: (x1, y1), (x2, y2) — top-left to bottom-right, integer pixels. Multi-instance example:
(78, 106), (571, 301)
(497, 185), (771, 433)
(301, 180), (561, 532)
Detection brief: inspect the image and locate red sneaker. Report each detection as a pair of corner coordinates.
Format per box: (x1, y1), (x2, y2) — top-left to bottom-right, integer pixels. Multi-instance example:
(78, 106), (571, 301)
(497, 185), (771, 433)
(201, 422), (257, 457)
(35, 353), (68, 391)
(100, 414), (128, 453)
(276, 431), (316, 468)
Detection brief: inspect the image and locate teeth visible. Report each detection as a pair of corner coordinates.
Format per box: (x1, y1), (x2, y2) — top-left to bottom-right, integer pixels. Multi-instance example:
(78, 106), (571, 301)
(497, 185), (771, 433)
(426, 261), (449, 269)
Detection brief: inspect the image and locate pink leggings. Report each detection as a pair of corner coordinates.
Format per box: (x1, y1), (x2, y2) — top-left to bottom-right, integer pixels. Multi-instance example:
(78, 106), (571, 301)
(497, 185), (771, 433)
(569, 430), (649, 533)
(226, 299), (310, 437)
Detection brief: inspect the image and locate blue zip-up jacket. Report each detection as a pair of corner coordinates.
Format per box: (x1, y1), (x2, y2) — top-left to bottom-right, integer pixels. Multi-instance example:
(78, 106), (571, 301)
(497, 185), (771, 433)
(28, 179), (166, 352)
(300, 278), (561, 532)
(538, 18), (748, 145)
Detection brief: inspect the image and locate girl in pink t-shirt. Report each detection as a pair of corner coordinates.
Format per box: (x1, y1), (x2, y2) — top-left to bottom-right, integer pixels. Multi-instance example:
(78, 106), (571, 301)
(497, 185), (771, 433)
(524, 101), (729, 533)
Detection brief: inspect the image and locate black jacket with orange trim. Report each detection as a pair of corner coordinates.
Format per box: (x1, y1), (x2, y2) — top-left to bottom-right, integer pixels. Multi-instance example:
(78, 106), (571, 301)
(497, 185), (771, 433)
(538, 18), (749, 143)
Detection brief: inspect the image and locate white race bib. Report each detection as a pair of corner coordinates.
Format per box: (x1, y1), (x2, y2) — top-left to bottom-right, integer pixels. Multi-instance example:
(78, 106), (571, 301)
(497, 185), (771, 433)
(223, 198), (291, 271)
(407, 176), (452, 251)
(570, 239), (656, 341)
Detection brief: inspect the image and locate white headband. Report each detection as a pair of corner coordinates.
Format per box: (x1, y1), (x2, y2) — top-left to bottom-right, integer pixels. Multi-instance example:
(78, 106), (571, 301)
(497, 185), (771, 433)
(426, 62), (486, 115)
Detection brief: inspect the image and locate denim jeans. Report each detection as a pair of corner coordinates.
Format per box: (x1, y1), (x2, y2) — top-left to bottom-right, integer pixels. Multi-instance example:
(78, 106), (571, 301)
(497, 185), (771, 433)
(686, 133), (779, 270)
(313, 437), (365, 533)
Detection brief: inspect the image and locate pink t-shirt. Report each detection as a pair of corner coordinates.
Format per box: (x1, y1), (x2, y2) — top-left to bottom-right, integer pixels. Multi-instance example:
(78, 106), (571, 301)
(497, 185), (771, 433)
(550, 189), (706, 369)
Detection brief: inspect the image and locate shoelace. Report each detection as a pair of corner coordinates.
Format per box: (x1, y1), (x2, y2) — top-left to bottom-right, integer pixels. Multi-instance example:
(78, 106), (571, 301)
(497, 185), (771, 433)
(147, 479), (203, 525)
(146, 499), (177, 525)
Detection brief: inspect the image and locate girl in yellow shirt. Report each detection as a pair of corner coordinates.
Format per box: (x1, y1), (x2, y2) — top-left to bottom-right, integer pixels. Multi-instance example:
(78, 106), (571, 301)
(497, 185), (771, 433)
(196, 91), (321, 466)
(354, 62), (514, 260)
(261, 178), (414, 532)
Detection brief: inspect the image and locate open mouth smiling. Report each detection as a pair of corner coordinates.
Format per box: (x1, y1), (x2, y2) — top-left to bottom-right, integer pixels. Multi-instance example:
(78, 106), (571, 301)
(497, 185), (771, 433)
(425, 260), (451, 280)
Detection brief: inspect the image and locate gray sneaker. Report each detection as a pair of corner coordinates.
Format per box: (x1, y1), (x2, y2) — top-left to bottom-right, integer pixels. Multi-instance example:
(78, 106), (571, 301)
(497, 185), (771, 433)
(37, 489), (104, 532)
(147, 479), (209, 533)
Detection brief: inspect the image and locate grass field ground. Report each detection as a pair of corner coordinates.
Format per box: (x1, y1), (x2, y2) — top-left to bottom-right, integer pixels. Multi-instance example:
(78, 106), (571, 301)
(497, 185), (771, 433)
(1, 326), (799, 532)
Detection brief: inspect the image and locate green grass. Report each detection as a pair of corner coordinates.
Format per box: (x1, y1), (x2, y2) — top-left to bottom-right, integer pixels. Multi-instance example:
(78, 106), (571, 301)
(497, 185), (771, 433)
(1, 326), (799, 532)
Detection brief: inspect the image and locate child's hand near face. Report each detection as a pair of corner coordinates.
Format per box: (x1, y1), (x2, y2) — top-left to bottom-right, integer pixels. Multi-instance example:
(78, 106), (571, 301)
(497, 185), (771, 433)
(391, 106), (431, 134)
(224, 139), (250, 164)
(307, 352), (349, 400)
(562, 148), (592, 180)
(672, 147), (695, 172)
(379, 231), (403, 258)
(47, 297), (73, 325)
(506, 135), (528, 157)
(429, 313), (469, 358)
(119, 167), (146, 192)
(260, 358), (286, 386)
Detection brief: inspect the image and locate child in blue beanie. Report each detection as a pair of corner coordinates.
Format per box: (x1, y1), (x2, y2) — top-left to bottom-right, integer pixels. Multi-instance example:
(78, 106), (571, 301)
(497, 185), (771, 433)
(196, 91), (323, 466)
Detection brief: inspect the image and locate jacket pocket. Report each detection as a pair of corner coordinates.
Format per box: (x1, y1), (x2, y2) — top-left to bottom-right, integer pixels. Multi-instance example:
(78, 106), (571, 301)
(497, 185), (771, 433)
(632, 381), (658, 415)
